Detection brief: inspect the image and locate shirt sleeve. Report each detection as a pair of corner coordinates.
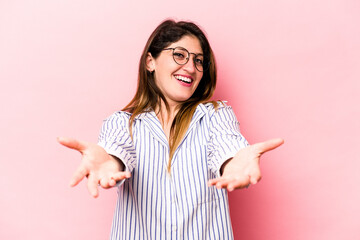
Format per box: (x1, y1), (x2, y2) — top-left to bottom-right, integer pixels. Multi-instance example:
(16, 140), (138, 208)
(97, 112), (136, 173)
(207, 103), (249, 177)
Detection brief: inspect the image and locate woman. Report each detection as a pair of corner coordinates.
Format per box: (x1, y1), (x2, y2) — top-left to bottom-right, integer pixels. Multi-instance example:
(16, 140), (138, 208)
(58, 19), (283, 239)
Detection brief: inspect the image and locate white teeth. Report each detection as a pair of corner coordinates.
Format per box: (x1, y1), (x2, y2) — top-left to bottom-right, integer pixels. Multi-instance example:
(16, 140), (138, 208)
(175, 75), (192, 83)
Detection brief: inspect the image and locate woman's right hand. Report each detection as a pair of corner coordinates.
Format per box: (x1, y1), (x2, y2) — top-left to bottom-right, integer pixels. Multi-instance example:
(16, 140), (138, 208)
(57, 137), (131, 198)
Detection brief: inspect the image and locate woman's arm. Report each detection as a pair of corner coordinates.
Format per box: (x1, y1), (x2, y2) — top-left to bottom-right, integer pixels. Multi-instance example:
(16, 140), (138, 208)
(57, 137), (131, 198)
(208, 138), (284, 191)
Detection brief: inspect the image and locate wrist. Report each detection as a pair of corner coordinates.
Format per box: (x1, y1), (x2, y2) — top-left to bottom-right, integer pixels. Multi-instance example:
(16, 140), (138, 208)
(220, 158), (232, 175)
(109, 155), (125, 171)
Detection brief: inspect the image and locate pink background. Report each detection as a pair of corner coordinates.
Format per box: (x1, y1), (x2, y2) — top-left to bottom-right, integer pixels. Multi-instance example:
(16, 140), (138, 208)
(1, 0), (359, 239)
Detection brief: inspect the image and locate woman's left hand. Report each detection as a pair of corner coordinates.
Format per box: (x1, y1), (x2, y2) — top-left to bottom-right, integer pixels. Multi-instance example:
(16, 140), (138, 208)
(207, 138), (284, 191)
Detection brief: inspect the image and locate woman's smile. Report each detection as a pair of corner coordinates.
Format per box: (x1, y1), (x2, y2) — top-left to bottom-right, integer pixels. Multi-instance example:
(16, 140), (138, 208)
(174, 74), (193, 86)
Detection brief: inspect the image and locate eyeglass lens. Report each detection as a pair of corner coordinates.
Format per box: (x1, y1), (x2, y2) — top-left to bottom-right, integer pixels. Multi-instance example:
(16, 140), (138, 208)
(172, 47), (207, 72)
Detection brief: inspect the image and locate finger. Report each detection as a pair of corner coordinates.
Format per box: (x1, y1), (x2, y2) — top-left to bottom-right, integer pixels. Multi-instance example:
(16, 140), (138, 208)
(98, 172), (127, 189)
(253, 138), (284, 154)
(249, 174), (261, 185)
(207, 176), (228, 186)
(99, 172), (132, 189)
(111, 171), (131, 182)
(249, 168), (262, 185)
(99, 176), (114, 189)
(207, 179), (217, 186)
(209, 175), (248, 190)
(108, 178), (117, 187)
(70, 165), (89, 187)
(87, 174), (99, 198)
(57, 137), (87, 152)
(215, 177), (235, 189)
(227, 177), (251, 192)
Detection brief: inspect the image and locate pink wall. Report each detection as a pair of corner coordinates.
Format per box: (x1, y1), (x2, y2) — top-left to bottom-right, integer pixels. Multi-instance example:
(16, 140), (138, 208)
(1, 0), (359, 239)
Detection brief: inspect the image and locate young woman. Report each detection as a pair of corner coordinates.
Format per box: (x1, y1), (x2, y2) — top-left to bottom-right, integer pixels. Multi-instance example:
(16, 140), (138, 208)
(58, 19), (283, 239)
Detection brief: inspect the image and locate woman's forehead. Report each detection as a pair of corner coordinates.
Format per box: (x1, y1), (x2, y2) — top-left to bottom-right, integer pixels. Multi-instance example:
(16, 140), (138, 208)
(167, 35), (203, 54)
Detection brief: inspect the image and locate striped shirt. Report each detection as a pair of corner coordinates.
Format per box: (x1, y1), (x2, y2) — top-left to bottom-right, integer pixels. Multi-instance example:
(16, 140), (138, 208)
(98, 102), (248, 240)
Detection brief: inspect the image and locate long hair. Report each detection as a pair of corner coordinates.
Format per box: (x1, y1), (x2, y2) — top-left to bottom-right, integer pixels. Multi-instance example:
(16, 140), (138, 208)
(123, 19), (217, 172)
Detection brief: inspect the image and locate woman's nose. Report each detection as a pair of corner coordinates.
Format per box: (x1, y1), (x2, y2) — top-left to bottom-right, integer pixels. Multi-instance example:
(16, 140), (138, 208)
(182, 56), (196, 73)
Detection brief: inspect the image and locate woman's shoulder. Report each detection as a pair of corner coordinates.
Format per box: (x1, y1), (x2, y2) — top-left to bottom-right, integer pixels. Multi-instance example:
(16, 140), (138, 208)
(202, 100), (233, 114)
(200, 101), (240, 128)
(203, 100), (229, 107)
(103, 111), (132, 125)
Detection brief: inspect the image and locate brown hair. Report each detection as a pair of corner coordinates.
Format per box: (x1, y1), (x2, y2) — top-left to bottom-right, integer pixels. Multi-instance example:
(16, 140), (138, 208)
(123, 19), (218, 172)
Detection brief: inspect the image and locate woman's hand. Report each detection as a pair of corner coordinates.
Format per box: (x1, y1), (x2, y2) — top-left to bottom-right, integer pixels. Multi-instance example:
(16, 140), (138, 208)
(57, 137), (131, 198)
(207, 138), (284, 191)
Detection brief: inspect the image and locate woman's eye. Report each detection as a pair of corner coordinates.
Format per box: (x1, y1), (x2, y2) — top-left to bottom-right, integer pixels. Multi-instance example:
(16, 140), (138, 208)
(195, 58), (203, 65)
(174, 52), (185, 59)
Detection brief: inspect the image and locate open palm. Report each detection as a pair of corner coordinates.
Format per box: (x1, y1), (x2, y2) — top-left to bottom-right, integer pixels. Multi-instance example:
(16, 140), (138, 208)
(58, 137), (131, 198)
(208, 138), (284, 191)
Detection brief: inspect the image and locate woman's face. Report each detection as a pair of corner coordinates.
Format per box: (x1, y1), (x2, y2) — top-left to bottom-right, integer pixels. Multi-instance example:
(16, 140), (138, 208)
(148, 35), (204, 107)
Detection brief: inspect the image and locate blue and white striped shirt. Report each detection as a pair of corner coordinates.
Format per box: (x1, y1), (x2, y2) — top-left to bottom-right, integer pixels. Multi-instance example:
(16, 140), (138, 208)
(98, 102), (248, 240)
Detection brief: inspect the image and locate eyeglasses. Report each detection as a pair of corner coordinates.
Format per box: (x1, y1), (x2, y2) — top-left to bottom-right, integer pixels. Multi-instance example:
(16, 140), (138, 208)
(163, 47), (210, 72)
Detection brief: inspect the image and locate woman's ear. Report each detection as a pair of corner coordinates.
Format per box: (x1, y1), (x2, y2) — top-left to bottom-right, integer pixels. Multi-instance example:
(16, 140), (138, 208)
(146, 53), (155, 72)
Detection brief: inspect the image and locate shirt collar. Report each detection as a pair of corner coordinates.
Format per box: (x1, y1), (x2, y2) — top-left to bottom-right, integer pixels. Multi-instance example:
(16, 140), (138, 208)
(134, 103), (208, 120)
(133, 103), (208, 147)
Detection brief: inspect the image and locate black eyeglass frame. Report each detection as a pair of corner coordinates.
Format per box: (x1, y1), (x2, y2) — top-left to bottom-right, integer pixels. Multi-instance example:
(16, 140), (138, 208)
(163, 47), (210, 72)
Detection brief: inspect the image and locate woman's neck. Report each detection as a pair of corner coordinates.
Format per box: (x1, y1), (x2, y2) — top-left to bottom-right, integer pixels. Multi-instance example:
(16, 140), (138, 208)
(157, 100), (180, 120)
(155, 100), (180, 141)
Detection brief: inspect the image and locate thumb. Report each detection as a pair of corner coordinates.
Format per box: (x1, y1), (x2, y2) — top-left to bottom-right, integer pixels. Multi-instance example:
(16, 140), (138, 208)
(253, 138), (284, 155)
(57, 137), (87, 152)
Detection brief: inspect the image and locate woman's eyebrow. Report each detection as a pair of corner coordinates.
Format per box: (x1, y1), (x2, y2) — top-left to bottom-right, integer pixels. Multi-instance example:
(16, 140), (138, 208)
(176, 46), (203, 55)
